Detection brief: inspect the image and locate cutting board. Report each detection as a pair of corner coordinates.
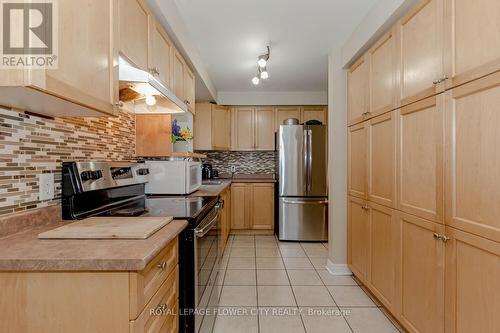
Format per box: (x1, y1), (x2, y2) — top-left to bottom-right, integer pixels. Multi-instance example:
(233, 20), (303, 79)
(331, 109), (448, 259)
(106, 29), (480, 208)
(38, 216), (173, 240)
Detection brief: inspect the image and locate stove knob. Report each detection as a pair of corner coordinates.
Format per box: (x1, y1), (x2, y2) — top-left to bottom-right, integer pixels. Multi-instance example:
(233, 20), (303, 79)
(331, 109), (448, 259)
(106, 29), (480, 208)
(80, 170), (103, 181)
(137, 168), (149, 176)
(93, 170), (103, 180)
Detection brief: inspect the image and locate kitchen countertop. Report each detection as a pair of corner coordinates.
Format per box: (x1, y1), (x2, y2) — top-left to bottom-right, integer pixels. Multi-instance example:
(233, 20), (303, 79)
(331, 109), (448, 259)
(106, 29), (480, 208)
(191, 174), (276, 197)
(0, 219), (188, 271)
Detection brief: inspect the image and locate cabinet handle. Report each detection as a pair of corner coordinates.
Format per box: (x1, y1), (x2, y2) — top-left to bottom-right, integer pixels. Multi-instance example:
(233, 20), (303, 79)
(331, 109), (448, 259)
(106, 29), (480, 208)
(361, 205), (369, 210)
(115, 101), (124, 108)
(433, 75), (449, 85)
(184, 100), (190, 105)
(149, 67), (160, 75)
(157, 261), (167, 270)
(439, 235), (450, 243)
(433, 232), (440, 240)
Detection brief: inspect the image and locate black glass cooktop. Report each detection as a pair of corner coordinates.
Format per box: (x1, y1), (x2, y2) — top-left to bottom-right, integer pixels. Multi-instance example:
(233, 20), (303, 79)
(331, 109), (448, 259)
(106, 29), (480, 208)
(144, 195), (218, 221)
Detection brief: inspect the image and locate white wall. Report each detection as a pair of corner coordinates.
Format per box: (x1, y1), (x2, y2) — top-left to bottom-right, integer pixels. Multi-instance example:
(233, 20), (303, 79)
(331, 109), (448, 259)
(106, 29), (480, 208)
(217, 91), (327, 106)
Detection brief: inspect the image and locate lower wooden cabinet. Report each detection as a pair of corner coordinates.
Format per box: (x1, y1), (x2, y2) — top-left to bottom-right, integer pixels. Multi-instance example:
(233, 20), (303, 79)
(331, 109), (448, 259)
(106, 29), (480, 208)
(230, 183), (274, 233)
(219, 186), (231, 253)
(347, 196), (370, 282)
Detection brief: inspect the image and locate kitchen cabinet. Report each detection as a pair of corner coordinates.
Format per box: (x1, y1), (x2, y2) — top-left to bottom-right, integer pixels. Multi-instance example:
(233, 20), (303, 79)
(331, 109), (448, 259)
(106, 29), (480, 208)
(348, 56), (370, 125)
(172, 50), (185, 103)
(0, 0), (118, 117)
(193, 103), (231, 150)
(444, 71), (500, 243)
(348, 122), (367, 199)
(184, 67), (196, 113)
(219, 186), (231, 253)
(396, 0), (445, 107)
(397, 95), (444, 223)
(301, 106), (327, 124)
(444, 227), (500, 333)
(275, 107), (302, 128)
(399, 212), (445, 333)
(149, 18), (174, 89)
(347, 196), (370, 283)
(368, 28), (397, 115)
(0, 238), (179, 333)
(443, 0), (500, 90)
(367, 111), (396, 208)
(135, 114), (172, 156)
(119, 0), (149, 70)
(254, 107), (276, 150)
(233, 107), (275, 151)
(230, 183), (275, 233)
(233, 107), (255, 151)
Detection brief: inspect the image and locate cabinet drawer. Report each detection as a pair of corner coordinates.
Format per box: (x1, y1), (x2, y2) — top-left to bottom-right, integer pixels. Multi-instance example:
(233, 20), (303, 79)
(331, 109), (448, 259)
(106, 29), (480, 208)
(130, 238), (178, 319)
(130, 266), (178, 333)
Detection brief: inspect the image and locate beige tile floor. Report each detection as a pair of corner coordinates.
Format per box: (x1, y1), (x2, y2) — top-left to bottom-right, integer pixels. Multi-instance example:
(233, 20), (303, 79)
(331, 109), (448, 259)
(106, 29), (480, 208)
(206, 235), (402, 333)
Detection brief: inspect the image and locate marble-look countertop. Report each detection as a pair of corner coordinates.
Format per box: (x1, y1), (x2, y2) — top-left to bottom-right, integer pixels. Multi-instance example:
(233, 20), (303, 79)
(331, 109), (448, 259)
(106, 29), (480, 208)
(0, 219), (188, 271)
(191, 174), (276, 197)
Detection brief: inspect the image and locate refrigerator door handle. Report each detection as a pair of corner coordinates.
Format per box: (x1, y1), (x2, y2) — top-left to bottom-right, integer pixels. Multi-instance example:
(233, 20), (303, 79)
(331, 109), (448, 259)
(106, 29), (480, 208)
(307, 129), (313, 192)
(303, 128), (308, 193)
(282, 199), (328, 205)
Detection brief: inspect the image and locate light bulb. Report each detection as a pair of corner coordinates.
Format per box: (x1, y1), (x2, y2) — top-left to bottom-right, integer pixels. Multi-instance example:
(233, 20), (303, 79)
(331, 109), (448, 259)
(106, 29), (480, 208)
(260, 70), (269, 79)
(145, 94), (156, 106)
(258, 58), (267, 68)
(252, 76), (260, 85)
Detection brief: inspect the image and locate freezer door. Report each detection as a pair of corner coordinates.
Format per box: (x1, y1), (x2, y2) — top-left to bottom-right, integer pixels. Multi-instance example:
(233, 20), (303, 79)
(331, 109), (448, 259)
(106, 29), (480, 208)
(307, 125), (328, 196)
(279, 197), (328, 241)
(279, 125), (307, 196)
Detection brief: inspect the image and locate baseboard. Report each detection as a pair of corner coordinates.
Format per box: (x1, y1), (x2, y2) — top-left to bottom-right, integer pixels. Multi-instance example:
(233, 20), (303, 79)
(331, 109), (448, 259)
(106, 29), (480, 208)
(326, 259), (352, 275)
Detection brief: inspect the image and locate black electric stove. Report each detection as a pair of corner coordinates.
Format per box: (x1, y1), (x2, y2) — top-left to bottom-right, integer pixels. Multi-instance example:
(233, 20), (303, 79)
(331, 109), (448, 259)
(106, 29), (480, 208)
(61, 162), (221, 333)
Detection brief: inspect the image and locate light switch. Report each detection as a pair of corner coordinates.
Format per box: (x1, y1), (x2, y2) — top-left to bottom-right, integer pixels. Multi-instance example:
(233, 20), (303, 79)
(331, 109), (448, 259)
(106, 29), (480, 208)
(38, 173), (54, 201)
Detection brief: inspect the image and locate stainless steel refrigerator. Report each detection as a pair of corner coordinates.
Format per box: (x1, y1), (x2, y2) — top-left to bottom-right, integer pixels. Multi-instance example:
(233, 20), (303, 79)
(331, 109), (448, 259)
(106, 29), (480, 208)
(278, 124), (328, 241)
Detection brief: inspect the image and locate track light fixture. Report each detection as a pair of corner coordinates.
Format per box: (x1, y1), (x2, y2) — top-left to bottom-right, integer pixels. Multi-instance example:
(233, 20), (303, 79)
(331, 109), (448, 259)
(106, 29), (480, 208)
(251, 46), (270, 85)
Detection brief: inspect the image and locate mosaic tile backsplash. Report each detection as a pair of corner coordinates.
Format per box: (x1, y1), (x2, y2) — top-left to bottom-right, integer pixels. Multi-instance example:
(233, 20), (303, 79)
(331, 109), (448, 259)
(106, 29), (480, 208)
(0, 108), (135, 216)
(196, 151), (277, 175)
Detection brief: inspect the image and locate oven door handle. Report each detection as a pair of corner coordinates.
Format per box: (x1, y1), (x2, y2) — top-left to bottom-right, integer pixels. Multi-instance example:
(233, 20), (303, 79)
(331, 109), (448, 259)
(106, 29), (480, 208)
(194, 204), (221, 238)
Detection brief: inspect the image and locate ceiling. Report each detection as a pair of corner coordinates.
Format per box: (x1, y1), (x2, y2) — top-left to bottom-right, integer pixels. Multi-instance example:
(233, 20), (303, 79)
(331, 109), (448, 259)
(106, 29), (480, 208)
(173, 0), (378, 100)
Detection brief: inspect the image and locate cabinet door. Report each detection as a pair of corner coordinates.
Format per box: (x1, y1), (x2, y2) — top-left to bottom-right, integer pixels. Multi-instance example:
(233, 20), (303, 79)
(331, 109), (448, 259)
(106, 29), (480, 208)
(368, 112), (396, 207)
(135, 114), (172, 156)
(348, 56), (369, 125)
(251, 184), (275, 230)
(275, 107), (302, 129)
(172, 50), (185, 102)
(254, 107), (275, 150)
(119, 0), (149, 70)
(397, 0), (444, 106)
(347, 196), (370, 284)
(302, 107), (327, 124)
(369, 29), (397, 115)
(193, 103), (212, 150)
(235, 107), (255, 150)
(230, 184), (250, 230)
(184, 67), (195, 112)
(444, 72), (500, 243)
(348, 122), (367, 199)
(443, 0), (500, 89)
(399, 212), (445, 333)
(444, 227), (500, 333)
(46, 0), (116, 115)
(149, 19), (173, 89)
(212, 106), (231, 150)
(369, 203), (400, 313)
(397, 95), (444, 223)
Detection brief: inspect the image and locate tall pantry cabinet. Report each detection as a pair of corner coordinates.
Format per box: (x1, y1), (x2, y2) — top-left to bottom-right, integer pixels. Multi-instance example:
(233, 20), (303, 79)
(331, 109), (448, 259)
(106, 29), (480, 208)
(347, 0), (500, 332)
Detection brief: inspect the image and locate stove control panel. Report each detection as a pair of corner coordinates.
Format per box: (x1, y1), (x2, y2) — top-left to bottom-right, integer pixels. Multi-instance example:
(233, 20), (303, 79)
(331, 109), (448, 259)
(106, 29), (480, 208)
(80, 170), (103, 181)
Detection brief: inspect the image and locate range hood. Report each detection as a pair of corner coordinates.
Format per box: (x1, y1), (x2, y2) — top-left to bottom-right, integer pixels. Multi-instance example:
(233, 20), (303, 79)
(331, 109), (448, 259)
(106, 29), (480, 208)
(118, 57), (188, 114)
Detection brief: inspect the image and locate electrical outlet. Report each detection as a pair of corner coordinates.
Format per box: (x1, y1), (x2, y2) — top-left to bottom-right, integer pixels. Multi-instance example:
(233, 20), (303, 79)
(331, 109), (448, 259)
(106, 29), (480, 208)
(230, 166), (236, 173)
(38, 173), (54, 201)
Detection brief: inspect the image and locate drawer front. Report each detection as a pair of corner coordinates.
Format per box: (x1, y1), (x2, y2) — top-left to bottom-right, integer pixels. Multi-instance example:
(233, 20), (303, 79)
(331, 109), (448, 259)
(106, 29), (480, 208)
(130, 266), (178, 333)
(130, 238), (178, 319)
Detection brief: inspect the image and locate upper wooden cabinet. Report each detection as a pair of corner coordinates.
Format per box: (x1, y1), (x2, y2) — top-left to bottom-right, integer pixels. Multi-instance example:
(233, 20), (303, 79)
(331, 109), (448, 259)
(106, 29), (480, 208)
(119, 0), (149, 70)
(184, 67), (195, 112)
(234, 107), (255, 151)
(444, 71), (500, 243)
(0, 0), (118, 117)
(275, 107), (302, 128)
(368, 29), (397, 115)
(302, 106), (328, 124)
(135, 114), (172, 156)
(254, 108), (276, 151)
(233, 107), (275, 151)
(348, 56), (370, 125)
(193, 103), (230, 150)
(397, 95), (444, 223)
(396, 0), (445, 106)
(443, 0), (500, 89)
(149, 19), (174, 89)
(172, 50), (185, 103)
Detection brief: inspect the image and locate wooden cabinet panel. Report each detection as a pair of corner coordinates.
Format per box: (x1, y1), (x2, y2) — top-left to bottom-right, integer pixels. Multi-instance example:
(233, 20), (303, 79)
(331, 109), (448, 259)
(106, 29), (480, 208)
(399, 212), (444, 333)
(184, 67), (195, 112)
(444, 227), (500, 333)
(135, 114), (172, 156)
(348, 57), (369, 125)
(302, 107), (327, 124)
(348, 196), (370, 283)
(235, 108), (255, 151)
(230, 184), (250, 230)
(193, 103), (212, 150)
(369, 203), (399, 313)
(250, 184), (274, 230)
(212, 105), (231, 150)
(368, 112), (396, 207)
(348, 122), (368, 199)
(397, 96), (443, 223)
(397, 0), (444, 106)
(149, 19), (173, 89)
(369, 29), (397, 115)
(119, 0), (149, 70)
(172, 50), (185, 102)
(444, 0), (500, 89)
(276, 107), (302, 129)
(254, 107), (275, 150)
(444, 72), (500, 243)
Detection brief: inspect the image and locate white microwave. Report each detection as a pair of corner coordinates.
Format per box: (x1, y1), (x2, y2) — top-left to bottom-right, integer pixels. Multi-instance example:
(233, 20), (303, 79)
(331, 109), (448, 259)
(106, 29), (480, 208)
(145, 160), (202, 195)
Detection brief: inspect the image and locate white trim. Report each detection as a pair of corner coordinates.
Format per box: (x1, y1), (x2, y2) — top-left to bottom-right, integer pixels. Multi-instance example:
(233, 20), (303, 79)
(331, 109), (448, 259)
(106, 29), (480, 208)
(326, 259), (352, 276)
(217, 91), (327, 106)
